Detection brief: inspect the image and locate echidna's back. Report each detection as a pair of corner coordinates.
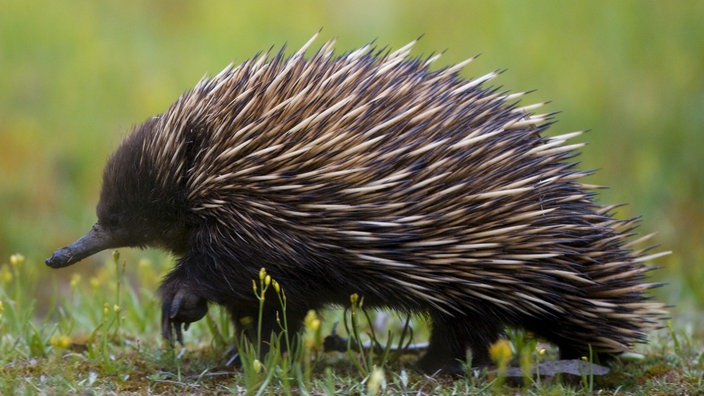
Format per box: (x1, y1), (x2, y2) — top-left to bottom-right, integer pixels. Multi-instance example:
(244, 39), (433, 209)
(143, 37), (666, 356)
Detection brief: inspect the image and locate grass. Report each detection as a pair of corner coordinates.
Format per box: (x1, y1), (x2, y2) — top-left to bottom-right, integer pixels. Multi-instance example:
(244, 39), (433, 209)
(1, 252), (702, 395)
(1, 0), (703, 394)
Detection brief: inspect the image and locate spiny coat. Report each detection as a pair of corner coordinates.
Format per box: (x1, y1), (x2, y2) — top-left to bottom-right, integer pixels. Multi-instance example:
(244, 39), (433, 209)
(46, 35), (667, 373)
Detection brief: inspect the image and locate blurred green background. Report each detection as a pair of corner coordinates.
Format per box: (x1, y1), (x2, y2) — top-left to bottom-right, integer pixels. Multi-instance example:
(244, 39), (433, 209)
(1, 1), (702, 328)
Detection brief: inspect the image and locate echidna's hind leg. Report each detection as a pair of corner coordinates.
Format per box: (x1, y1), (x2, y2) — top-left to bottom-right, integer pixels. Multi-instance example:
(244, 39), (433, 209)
(417, 314), (502, 374)
(525, 320), (612, 363)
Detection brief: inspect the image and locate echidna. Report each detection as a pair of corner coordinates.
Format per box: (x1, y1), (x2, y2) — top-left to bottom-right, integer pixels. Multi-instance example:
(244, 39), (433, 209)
(46, 35), (668, 373)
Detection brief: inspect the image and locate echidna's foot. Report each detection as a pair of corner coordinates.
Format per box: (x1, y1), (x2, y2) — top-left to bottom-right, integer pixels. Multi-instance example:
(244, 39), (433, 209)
(159, 279), (208, 345)
(418, 314), (500, 374)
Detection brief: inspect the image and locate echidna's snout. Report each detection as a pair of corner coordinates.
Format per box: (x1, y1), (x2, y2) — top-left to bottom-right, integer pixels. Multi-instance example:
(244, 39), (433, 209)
(46, 223), (119, 268)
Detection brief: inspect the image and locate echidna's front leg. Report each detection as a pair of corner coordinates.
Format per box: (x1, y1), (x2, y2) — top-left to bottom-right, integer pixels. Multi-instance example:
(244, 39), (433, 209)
(159, 269), (209, 345)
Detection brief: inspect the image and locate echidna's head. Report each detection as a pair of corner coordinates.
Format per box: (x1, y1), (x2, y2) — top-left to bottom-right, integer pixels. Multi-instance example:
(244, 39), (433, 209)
(46, 118), (189, 268)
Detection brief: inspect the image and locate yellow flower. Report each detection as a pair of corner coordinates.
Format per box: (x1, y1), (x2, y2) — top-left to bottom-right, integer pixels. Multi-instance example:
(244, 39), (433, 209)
(103, 303), (110, 316)
(304, 310), (320, 332)
(367, 366), (385, 396)
(9, 253), (25, 267)
(310, 318), (321, 332)
(70, 273), (81, 289)
(350, 293), (359, 305)
(112, 250), (120, 263)
(113, 304), (120, 313)
(264, 275), (271, 287)
(89, 277), (100, 289)
(0, 266), (12, 284)
(50, 334), (72, 349)
(252, 359), (262, 374)
(489, 339), (513, 366)
(303, 310), (321, 350)
(272, 280), (280, 294)
(259, 267), (266, 281)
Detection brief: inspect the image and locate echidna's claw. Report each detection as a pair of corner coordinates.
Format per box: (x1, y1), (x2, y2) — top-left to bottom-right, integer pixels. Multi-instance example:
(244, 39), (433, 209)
(160, 283), (208, 346)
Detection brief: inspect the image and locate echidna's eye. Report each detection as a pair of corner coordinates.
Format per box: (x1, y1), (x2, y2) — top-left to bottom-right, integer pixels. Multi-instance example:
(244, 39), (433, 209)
(102, 214), (120, 228)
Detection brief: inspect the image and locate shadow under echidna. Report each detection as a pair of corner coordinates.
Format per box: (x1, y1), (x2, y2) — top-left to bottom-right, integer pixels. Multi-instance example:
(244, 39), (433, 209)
(46, 34), (669, 374)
